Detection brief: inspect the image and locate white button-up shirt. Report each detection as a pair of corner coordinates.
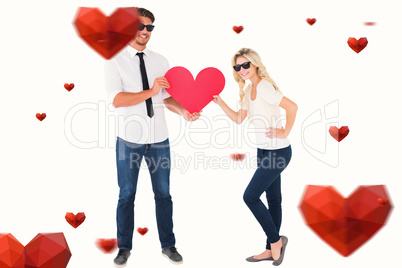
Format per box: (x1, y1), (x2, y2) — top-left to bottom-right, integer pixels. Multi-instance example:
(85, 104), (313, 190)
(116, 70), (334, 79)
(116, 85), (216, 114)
(105, 45), (171, 144)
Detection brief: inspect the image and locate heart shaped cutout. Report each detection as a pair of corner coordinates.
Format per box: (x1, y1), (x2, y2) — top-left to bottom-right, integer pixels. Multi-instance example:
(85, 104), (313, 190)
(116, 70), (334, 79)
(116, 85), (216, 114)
(64, 83), (75, 91)
(137, 227), (148, 236)
(73, 7), (140, 59)
(306, 18), (316, 25)
(96, 238), (118, 253)
(65, 212), (86, 228)
(36, 113), (46, 121)
(299, 185), (393, 257)
(347, 37), (368, 53)
(329, 126), (349, 142)
(165, 67), (225, 113)
(0, 233), (71, 267)
(233, 26), (244, 34)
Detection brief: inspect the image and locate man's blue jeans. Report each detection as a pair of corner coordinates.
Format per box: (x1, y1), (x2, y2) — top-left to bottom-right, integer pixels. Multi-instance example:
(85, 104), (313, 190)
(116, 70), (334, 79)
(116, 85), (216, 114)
(115, 137), (175, 250)
(243, 145), (292, 249)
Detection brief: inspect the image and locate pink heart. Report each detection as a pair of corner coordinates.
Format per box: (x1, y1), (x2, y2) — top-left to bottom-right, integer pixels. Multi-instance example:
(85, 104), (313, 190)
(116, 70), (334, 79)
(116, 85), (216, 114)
(165, 67), (225, 113)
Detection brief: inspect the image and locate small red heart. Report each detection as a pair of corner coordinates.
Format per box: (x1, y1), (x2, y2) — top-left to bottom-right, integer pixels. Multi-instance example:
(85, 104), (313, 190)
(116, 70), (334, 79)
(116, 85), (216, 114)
(306, 18), (316, 25)
(165, 67), (225, 113)
(364, 22), (376, 26)
(65, 212), (86, 228)
(96, 238), (117, 253)
(329, 126), (349, 142)
(137, 227), (148, 236)
(378, 198), (389, 206)
(73, 7), (140, 59)
(64, 83), (75, 91)
(299, 185), (393, 257)
(230, 153), (246, 161)
(347, 37), (368, 53)
(36, 113), (46, 121)
(233, 26), (244, 34)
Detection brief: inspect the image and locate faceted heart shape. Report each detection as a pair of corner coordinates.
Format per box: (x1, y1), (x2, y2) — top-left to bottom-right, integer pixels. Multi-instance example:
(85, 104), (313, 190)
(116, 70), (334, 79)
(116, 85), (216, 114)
(96, 238), (117, 254)
(347, 37), (368, 53)
(64, 83), (75, 92)
(36, 113), (46, 121)
(232, 26), (244, 34)
(299, 185), (393, 257)
(73, 7), (140, 59)
(230, 153), (246, 161)
(329, 126), (349, 142)
(165, 67), (225, 113)
(0, 233), (71, 268)
(306, 18), (316, 25)
(137, 227), (148, 236)
(65, 212), (86, 228)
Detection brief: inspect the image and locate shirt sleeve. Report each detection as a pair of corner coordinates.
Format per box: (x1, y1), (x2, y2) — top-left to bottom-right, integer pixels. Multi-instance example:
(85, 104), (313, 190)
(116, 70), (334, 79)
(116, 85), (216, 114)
(259, 81), (284, 106)
(161, 57), (171, 100)
(240, 95), (249, 110)
(105, 59), (123, 108)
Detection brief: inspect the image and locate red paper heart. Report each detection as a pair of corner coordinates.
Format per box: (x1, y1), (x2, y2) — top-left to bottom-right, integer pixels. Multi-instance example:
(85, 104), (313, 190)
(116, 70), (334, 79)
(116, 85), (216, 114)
(137, 227), (148, 236)
(65, 212), (86, 228)
(306, 18), (316, 25)
(233, 26), (244, 34)
(347, 37), (368, 53)
(230, 153), (246, 161)
(96, 238), (117, 253)
(64, 83), (75, 91)
(36, 113), (46, 121)
(165, 67), (225, 113)
(73, 7), (140, 59)
(329, 126), (349, 142)
(299, 185), (392, 257)
(0, 233), (71, 268)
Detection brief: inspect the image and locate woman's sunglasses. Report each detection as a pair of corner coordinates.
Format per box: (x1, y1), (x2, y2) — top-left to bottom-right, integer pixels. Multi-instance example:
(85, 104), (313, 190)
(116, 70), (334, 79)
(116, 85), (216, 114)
(233, 62), (251, 72)
(138, 24), (155, 32)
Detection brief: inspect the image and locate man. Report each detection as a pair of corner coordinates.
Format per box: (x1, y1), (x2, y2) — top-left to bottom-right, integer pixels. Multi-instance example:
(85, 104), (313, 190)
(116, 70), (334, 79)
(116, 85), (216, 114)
(105, 7), (200, 267)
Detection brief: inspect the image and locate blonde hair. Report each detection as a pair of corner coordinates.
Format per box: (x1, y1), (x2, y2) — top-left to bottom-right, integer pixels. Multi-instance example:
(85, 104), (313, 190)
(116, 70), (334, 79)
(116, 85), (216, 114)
(232, 48), (281, 103)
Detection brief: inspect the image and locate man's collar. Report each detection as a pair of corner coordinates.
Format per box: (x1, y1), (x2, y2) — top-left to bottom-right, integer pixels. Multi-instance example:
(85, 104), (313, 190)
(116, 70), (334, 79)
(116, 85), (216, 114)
(127, 45), (149, 57)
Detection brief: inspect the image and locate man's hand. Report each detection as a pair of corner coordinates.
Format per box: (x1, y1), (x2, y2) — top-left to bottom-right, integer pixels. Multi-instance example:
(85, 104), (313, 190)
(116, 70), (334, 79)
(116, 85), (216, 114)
(182, 110), (202, 121)
(150, 77), (170, 96)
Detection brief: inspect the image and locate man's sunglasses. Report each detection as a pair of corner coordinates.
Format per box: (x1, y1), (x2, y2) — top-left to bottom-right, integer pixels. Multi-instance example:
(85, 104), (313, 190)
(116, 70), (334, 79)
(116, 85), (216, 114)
(233, 62), (251, 72)
(138, 24), (155, 32)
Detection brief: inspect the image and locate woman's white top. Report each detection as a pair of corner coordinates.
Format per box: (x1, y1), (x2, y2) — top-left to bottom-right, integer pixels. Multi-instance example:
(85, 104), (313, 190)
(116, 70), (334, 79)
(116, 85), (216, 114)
(240, 79), (290, 150)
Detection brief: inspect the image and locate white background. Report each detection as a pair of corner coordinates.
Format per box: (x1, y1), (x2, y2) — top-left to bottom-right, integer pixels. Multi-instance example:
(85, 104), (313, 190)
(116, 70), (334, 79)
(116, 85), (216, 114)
(0, 0), (401, 267)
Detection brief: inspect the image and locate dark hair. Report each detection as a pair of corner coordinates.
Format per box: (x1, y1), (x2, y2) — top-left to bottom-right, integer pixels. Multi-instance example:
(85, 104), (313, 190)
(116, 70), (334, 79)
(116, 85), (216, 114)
(137, 8), (155, 23)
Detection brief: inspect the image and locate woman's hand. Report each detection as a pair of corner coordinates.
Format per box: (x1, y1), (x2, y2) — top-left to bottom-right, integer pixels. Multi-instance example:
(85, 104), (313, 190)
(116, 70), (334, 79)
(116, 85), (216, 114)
(213, 95), (223, 106)
(266, 127), (288, 139)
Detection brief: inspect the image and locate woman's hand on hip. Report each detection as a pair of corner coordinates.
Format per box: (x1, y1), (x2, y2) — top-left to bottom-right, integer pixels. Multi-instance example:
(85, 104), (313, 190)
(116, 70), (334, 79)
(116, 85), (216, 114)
(266, 127), (288, 139)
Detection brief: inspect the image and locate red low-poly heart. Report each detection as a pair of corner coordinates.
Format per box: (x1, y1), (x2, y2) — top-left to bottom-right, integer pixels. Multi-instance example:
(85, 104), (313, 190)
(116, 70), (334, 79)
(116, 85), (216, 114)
(165, 67), (225, 113)
(347, 37), (368, 53)
(233, 26), (244, 34)
(0, 233), (71, 268)
(36, 113), (46, 121)
(306, 18), (316, 25)
(364, 22), (376, 26)
(230, 153), (246, 161)
(329, 126), (349, 142)
(299, 185), (392, 257)
(137, 227), (148, 236)
(64, 83), (75, 91)
(73, 7), (140, 59)
(65, 212), (86, 228)
(96, 238), (117, 253)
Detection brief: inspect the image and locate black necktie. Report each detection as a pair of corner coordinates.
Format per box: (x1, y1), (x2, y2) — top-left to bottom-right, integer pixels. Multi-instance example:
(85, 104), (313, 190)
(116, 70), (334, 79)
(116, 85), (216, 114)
(136, 52), (154, 118)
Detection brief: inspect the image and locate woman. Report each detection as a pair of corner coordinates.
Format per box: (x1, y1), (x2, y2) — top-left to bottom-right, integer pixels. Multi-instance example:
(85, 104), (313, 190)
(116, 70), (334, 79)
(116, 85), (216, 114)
(213, 48), (297, 266)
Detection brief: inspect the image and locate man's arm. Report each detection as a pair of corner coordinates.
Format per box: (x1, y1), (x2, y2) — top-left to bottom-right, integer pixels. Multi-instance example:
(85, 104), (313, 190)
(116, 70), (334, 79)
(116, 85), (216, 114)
(113, 77), (170, 108)
(163, 97), (201, 121)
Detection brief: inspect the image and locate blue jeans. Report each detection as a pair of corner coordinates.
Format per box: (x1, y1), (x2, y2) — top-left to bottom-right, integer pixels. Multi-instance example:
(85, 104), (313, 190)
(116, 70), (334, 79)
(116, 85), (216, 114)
(243, 145), (292, 249)
(115, 137), (175, 250)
